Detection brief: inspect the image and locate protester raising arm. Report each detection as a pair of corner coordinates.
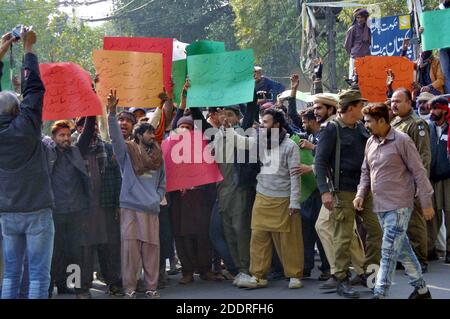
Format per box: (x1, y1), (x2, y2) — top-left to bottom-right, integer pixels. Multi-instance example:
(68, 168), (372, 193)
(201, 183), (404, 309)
(287, 74), (302, 129)
(77, 116), (96, 157)
(107, 90), (127, 168)
(241, 90), (258, 130)
(172, 79), (189, 131)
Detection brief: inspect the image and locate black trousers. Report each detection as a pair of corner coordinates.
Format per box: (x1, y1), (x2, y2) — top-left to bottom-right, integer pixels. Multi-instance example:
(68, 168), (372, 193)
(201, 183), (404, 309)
(49, 214), (80, 292)
(159, 205), (174, 272)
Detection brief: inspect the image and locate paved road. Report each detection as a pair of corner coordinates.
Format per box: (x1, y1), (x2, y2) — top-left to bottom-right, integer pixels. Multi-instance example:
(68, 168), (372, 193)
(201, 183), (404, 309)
(53, 259), (450, 299)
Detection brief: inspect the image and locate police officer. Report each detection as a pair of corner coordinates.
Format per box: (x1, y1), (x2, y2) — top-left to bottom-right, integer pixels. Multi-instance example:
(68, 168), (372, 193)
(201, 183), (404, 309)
(391, 88), (431, 272)
(315, 90), (382, 299)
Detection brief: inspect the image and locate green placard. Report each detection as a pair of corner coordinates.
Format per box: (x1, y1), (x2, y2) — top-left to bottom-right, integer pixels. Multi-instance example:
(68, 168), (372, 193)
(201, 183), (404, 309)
(420, 10), (450, 51)
(186, 40), (226, 56)
(1, 60), (12, 91)
(172, 59), (187, 105)
(291, 135), (317, 204)
(187, 49), (255, 108)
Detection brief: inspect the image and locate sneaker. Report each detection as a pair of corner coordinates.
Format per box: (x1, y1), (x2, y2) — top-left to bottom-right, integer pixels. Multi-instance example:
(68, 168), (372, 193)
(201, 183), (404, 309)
(372, 293), (385, 299)
(320, 275), (338, 290)
(288, 278), (303, 289)
(235, 273), (252, 287)
(232, 273), (243, 286)
(145, 290), (160, 299)
(408, 288), (432, 299)
(237, 275), (268, 289)
(124, 291), (137, 299)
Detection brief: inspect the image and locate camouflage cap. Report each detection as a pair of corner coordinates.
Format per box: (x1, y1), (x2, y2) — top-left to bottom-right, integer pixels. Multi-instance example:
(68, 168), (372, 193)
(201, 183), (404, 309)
(338, 89), (368, 106)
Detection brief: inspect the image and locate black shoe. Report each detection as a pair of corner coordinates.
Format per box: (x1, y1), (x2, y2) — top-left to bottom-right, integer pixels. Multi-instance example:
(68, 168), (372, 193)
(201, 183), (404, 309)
(320, 275), (337, 289)
(427, 249), (439, 261)
(337, 279), (360, 299)
(303, 270), (311, 278)
(420, 262), (428, 274)
(408, 288), (432, 299)
(350, 274), (367, 287)
(445, 252), (450, 264)
(318, 271), (331, 281)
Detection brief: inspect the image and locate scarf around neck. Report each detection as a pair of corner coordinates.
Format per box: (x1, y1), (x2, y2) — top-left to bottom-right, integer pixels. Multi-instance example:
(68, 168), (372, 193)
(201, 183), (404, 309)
(126, 140), (163, 176)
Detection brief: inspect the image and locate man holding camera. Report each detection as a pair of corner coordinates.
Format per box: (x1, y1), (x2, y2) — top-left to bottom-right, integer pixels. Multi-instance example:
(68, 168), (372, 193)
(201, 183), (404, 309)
(0, 29), (55, 299)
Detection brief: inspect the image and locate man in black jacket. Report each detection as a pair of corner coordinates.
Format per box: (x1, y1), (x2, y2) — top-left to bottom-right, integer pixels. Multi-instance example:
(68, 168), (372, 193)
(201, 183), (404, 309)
(0, 30), (55, 299)
(45, 120), (93, 299)
(427, 97), (450, 263)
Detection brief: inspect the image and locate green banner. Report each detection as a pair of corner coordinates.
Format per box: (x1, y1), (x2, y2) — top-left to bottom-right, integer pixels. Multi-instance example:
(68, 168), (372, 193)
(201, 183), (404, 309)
(291, 135), (317, 204)
(187, 49), (255, 108)
(186, 40), (226, 56)
(172, 59), (187, 105)
(1, 60), (12, 91)
(420, 10), (450, 51)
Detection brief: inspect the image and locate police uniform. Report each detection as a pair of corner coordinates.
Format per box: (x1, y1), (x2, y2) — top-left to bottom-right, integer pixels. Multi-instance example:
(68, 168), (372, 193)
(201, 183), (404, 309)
(315, 91), (382, 288)
(391, 110), (431, 266)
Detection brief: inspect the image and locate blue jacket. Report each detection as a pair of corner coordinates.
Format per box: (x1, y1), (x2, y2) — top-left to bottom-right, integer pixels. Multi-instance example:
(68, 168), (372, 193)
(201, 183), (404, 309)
(429, 121), (450, 182)
(0, 53), (54, 212)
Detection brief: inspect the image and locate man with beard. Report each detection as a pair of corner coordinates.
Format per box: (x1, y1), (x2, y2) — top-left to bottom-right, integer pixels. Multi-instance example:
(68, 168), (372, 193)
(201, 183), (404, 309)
(46, 120), (92, 298)
(427, 97), (450, 263)
(391, 88), (431, 272)
(354, 103), (434, 299)
(222, 108), (304, 289)
(315, 90), (382, 299)
(313, 94), (338, 125)
(107, 90), (166, 299)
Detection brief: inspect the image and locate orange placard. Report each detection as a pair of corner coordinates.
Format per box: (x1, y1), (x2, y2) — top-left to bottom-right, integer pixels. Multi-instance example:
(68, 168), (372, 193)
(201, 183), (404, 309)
(40, 63), (103, 120)
(93, 50), (164, 108)
(355, 56), (415, 102)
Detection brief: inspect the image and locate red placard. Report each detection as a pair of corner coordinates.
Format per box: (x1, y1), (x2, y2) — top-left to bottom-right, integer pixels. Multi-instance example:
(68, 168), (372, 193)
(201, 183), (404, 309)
(103, 37), (173, 91)
(40, 63), (103, 120)
(162, 130), (223, 192)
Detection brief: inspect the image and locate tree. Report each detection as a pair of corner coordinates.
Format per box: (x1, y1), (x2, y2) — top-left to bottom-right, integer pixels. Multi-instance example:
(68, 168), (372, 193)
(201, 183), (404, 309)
(0, 0), (104, 75)
(230, 0), (301, 86)
(111, 0), (236, 44)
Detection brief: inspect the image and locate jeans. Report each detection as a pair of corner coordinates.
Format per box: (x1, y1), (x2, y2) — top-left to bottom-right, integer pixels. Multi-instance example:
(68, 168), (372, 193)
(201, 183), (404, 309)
(374, 208), (427, 297)
(209, 200), (237, 275)
(0, 209), (55, 299)
(439, 48), (450, 94)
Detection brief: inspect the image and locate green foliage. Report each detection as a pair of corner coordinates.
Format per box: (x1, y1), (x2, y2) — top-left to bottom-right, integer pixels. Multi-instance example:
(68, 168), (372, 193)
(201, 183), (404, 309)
(0, 0), (104, 75)
(230, 0), (301, 85)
